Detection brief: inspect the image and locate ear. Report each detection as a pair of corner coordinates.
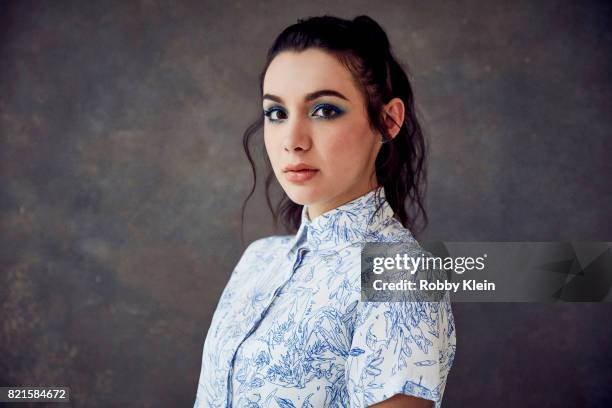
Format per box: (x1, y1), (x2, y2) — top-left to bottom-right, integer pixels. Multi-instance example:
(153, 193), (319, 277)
(381, 97), (405, 141)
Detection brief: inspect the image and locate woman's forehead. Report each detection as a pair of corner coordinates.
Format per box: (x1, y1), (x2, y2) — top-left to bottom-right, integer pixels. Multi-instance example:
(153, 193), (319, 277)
(263, 49), (358, 101)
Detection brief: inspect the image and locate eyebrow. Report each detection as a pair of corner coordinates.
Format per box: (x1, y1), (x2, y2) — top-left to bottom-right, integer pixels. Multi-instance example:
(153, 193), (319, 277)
(262, 89), (350, 104)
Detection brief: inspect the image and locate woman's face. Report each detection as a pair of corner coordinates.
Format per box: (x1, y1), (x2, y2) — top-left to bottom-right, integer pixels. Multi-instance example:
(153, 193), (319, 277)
(262, 48), (382, 220)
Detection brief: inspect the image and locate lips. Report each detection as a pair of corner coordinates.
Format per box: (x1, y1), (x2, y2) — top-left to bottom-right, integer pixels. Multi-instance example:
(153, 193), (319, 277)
(282, 163), (319, 182)
(282, 163), (318, 172)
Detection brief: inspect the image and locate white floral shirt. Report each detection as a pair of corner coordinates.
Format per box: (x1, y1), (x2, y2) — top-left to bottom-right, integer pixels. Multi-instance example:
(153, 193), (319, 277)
(195, 187), (456, 408)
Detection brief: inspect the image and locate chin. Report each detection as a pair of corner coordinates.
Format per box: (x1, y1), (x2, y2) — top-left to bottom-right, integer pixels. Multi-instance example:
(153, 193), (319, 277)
(283, 185), (324, 206)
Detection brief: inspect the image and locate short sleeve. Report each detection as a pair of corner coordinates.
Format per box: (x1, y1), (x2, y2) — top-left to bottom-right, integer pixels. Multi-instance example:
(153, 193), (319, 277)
(345, 292), (456, 408)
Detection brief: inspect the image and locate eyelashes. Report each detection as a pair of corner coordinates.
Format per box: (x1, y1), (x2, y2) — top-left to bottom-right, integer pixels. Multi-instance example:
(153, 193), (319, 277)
(263, 107), (287, 122)
(263, 103), (346, 123)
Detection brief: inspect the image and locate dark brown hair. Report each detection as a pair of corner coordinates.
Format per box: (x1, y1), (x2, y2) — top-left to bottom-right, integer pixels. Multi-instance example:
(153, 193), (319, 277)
(240, 15), (428, 247)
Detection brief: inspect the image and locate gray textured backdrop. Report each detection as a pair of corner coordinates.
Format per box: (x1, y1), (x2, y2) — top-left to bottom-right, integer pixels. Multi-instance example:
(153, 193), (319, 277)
(1, 0), (611, 407)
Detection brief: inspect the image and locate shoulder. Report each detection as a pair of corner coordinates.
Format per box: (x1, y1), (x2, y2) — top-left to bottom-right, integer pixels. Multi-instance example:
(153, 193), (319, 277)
(340, 216), (426, 256)
(349, 217), (423, 255)
(234, 234), (293, 271)
(244, 234), (293, 255)
(376, 216), (419, 246)
(226, 235), (291, 282)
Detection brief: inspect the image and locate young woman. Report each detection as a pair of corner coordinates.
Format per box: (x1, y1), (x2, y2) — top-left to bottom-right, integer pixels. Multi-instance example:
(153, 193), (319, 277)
(195, 15), (456, 408)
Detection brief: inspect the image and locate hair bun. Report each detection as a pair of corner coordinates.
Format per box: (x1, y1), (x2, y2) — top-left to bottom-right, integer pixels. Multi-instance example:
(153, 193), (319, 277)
(352, 15), (391, 50)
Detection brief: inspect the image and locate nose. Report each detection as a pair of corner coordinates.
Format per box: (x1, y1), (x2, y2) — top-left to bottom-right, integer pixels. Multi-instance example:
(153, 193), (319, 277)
(283, 116), (312, 152)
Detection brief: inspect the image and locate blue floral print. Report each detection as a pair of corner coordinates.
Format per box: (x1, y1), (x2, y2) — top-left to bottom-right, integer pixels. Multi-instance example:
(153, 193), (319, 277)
(195, 187), (456, 407)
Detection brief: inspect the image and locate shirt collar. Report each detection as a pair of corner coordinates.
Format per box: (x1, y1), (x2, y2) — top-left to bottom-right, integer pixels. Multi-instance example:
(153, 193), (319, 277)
(287, 186), (397, 254)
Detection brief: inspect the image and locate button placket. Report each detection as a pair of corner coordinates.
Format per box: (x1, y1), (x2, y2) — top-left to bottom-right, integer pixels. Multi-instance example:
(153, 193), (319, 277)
(274, 247), (309, 299)
(227, 246), (311, 405)
(226, 254), (288, 406)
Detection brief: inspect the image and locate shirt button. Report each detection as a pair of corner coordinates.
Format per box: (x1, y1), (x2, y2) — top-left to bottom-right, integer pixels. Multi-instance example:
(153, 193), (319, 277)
(298, 248), (309, 258)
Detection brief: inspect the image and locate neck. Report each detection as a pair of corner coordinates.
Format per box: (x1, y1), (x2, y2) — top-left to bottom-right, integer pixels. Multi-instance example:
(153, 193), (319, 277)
(307, 181), (380, 221)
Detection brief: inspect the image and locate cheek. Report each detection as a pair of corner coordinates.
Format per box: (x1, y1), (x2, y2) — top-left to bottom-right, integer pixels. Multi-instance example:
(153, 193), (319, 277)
(263, 134), (271, 157)
(319, 135), (371, 175)
(263, 132), (279, 165)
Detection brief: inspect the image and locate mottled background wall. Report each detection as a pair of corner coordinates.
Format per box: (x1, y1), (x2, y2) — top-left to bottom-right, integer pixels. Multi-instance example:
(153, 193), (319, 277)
(1, 0), (611, 407)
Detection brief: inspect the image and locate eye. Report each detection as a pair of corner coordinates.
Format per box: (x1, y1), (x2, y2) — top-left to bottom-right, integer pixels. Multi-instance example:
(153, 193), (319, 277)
(263, 107), (287, 123)
(312, 103), (344, 119)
